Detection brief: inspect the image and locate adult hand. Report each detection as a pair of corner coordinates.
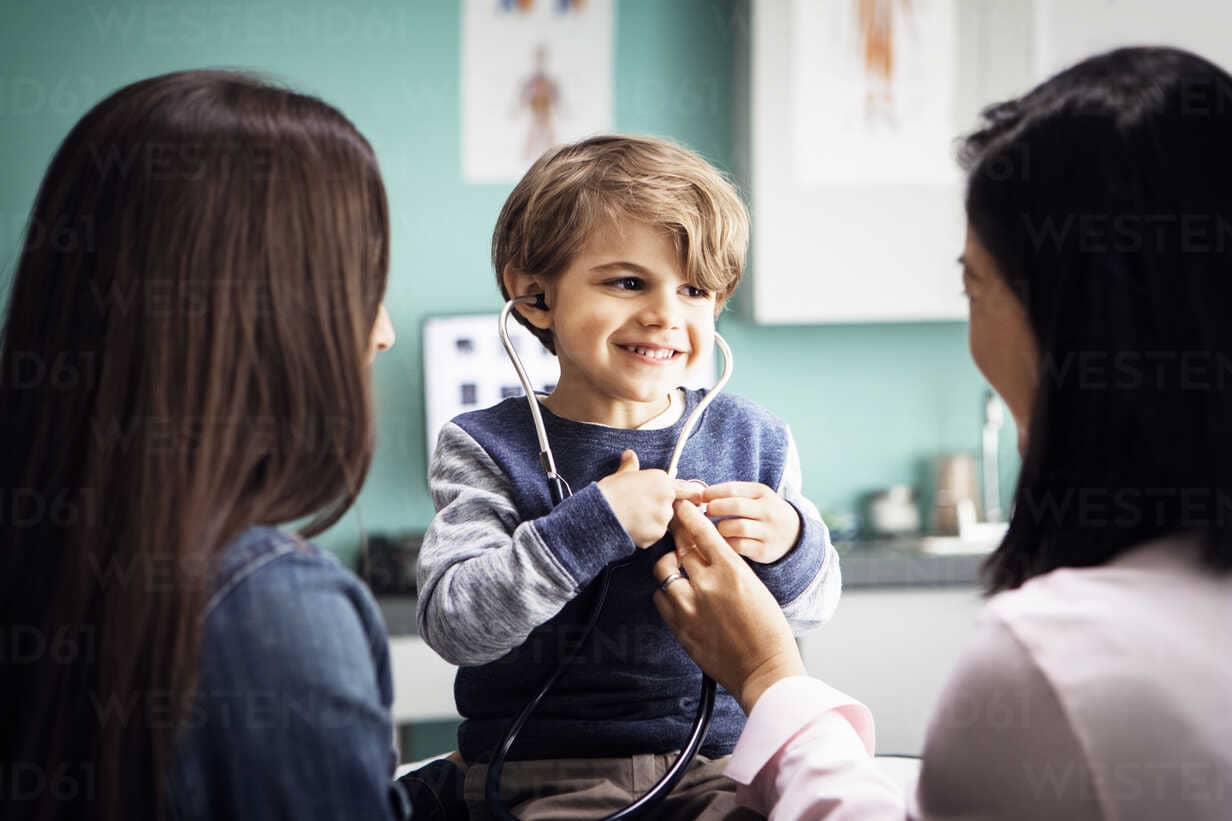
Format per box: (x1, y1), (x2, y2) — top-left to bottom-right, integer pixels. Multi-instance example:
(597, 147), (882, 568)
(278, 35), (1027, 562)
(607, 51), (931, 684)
(698, 482), (801, 563)
(598, 450), (704, 548)
(655, 500), (806, 714)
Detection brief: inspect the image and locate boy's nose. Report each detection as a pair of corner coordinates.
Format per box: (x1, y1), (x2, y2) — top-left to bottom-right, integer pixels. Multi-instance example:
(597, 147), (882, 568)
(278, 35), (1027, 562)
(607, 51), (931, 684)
(637, 289), (682, 328)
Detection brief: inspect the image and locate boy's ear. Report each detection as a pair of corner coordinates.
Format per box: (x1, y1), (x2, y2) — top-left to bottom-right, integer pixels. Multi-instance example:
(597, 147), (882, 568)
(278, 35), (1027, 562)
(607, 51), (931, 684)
(502, 265), (552, 330)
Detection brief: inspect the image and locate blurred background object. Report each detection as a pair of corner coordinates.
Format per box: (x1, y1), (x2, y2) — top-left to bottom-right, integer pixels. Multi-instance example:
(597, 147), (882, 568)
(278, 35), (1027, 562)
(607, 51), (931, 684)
(932, 452), (980, 537)
(981, 390), (1004, 523)
(864, 485), (921, 538)
(358, 533), (422, 596)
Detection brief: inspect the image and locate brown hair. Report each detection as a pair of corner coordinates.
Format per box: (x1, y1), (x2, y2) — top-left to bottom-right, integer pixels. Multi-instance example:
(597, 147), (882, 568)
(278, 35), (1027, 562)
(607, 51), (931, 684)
(0, 70), (388, 820)
(492, 134), (749, 352)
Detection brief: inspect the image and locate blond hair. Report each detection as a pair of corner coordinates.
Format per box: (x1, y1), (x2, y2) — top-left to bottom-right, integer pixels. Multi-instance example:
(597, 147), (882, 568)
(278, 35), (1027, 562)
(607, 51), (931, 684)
(492, 135), (749, 352)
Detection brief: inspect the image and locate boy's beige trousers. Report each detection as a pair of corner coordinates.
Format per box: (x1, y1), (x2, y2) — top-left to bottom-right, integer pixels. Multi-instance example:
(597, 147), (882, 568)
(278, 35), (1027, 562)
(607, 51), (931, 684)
(460, 752), (764, 821)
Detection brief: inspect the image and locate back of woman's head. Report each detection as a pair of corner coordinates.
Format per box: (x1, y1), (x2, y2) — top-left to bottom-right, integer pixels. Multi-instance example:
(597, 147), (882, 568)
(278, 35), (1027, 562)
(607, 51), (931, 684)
(0, 70), (389, 819)
(961, 47), (1232, 592)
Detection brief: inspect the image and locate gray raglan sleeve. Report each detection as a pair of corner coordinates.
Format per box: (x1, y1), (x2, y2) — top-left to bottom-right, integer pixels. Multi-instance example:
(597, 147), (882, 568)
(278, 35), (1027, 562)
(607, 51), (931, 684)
(416, 422), (634, 666)
(753, 425), (843, 636)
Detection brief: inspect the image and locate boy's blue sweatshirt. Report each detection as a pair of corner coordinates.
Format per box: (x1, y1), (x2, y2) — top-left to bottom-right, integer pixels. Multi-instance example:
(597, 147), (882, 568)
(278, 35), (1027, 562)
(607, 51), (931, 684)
(417, 388), (841, 762)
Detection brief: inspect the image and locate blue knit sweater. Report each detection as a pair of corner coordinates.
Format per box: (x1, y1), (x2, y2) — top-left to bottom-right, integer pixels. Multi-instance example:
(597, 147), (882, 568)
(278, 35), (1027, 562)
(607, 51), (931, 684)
(417, 388), (841, 762)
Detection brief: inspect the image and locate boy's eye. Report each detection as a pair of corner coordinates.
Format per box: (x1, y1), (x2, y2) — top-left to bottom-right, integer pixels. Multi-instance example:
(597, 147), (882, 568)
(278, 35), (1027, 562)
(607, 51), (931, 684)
(682, 285), (711, 299)
(608, 277), (643, 291)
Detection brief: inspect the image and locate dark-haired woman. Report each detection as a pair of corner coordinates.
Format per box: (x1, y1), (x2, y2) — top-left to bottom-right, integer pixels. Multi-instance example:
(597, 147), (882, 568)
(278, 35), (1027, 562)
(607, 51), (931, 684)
(655, 47), (1232, 819)
(0, 71), (403, 820)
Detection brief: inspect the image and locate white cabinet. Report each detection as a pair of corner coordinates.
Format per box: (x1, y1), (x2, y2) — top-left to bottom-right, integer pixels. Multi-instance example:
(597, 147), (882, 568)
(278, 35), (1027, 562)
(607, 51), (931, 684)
(798, 587), (984, 755)
(735, 0), (1035, 323)
(738, 0), (1232, 324)
(1033, 0), (1232, 80)
(389, 636), (459, 724)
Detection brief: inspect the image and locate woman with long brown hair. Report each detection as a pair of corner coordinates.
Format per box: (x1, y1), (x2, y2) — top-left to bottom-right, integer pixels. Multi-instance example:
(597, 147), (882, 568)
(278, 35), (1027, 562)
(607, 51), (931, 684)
(0, 70), (400, 820)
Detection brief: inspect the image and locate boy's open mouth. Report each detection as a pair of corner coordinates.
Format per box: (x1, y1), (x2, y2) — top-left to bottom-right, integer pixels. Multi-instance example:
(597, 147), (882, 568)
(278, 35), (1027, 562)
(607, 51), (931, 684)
(615, 344), (685, 363)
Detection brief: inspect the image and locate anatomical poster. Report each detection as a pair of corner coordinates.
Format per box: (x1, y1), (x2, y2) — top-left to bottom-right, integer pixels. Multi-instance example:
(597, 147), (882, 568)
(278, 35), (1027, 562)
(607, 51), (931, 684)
(792, 0), (958, 184)
(462, 0), (614, 183)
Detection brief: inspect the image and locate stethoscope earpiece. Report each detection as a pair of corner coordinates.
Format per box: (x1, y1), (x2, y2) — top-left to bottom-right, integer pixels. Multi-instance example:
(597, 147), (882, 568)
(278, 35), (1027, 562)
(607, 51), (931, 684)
(512, 292), (549, 311)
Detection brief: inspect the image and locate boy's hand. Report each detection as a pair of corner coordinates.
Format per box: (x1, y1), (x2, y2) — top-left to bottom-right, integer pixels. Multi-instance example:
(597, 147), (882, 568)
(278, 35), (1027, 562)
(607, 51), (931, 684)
(682, 482), (801, 564)
(598, 450), (703, 548)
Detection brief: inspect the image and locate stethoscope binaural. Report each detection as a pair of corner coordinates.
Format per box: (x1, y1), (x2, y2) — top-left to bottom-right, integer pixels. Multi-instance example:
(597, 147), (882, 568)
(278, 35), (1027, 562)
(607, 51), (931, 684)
(486, 294), (733, 821)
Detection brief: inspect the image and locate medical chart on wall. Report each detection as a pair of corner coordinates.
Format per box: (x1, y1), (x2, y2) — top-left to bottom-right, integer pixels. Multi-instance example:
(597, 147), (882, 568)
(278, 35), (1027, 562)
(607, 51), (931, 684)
(423, 314), (559, 457)
(423, 312), (718, 459)
(792, 0), (958, 185)
(461, 0), (613, 183)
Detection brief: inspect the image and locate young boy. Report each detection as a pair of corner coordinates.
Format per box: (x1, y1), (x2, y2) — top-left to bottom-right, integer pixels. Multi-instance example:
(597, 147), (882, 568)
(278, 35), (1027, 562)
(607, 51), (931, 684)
(417, 135), (841, 820)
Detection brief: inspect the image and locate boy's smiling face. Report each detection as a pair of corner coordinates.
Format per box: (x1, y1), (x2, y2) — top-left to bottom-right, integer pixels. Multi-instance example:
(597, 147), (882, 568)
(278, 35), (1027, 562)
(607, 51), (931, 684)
(514, 220), (719, 428)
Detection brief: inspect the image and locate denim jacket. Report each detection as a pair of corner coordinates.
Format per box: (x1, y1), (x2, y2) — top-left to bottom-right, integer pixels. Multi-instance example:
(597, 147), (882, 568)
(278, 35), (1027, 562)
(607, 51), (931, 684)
(167, 526), (409, 820)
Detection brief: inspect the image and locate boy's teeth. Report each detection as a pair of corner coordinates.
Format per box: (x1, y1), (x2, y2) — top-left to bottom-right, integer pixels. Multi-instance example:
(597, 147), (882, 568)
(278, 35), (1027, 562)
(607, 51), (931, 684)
(629, 346), (674, 359)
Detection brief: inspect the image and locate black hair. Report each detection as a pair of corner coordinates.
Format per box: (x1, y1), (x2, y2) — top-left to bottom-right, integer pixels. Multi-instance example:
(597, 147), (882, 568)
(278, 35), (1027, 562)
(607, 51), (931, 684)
(962, 47), (1232, 593)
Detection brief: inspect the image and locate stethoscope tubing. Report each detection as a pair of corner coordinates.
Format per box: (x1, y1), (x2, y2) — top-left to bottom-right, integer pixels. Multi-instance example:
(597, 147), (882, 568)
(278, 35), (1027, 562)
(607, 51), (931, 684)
(487, 295), (732, 820)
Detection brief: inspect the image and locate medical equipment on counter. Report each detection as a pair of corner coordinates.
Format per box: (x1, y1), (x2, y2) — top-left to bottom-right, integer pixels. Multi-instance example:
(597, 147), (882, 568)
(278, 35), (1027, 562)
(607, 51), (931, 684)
(866, 485), (922, 537)
(486, 294), (733, 821)
(932, 452), (980, 536)
(981, 390), (1004, 523)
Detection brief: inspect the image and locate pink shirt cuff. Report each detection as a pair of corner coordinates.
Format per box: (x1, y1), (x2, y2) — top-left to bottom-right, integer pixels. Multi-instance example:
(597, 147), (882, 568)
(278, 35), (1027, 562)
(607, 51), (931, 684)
(725, 675), (877, 785)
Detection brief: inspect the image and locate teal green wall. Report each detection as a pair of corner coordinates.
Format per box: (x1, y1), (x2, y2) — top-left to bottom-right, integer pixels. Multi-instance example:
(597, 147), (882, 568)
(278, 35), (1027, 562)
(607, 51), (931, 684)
(0, 0), (1017, 564)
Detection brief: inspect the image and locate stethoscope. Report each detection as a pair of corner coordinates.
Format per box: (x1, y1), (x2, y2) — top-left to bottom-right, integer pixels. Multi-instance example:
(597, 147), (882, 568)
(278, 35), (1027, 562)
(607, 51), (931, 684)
(485, 294), (733, 821)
